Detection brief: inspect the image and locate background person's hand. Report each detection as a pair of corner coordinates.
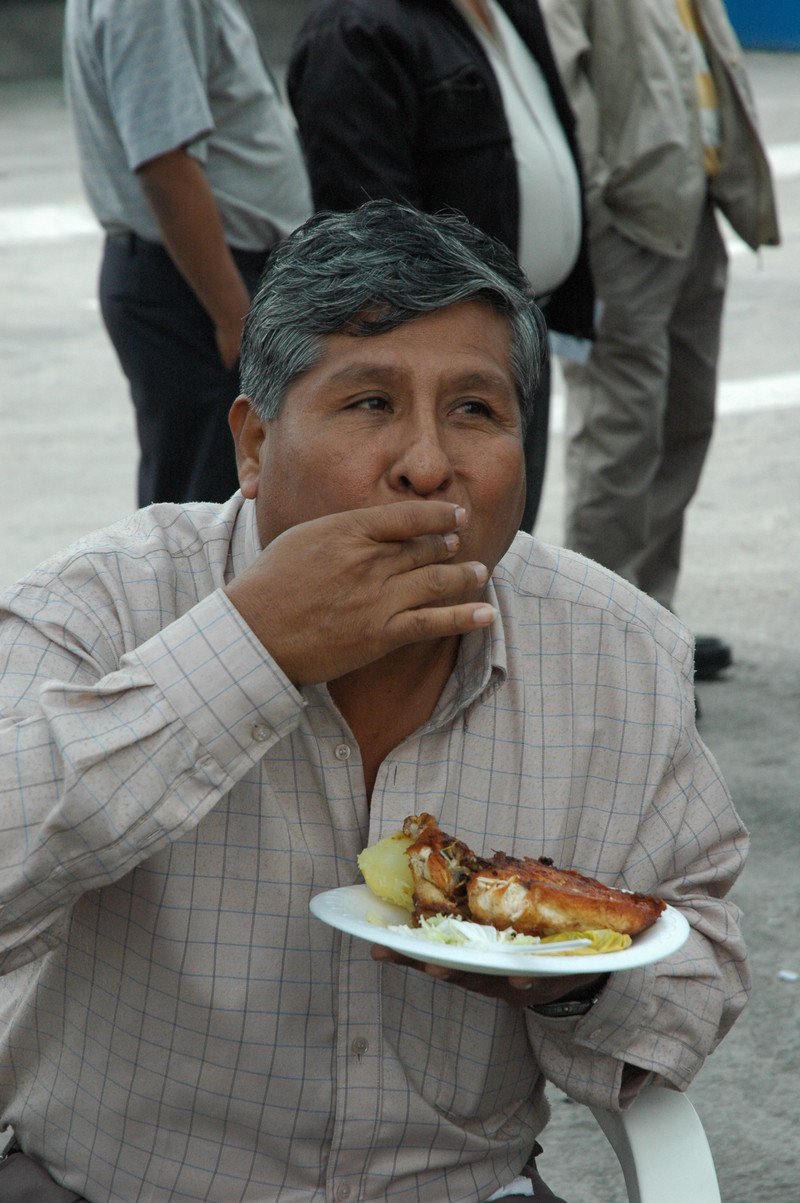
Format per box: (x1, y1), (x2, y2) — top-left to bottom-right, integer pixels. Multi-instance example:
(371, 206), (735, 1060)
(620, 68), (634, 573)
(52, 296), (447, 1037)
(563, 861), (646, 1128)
(138, 147), (252, 371)
(226, 500), (496, 685)
(214, 314), (246, 370)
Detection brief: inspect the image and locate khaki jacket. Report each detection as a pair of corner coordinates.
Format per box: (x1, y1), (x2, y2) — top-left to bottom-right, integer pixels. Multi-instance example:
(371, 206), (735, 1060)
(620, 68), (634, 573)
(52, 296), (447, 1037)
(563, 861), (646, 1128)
(540, 0), (780, 256)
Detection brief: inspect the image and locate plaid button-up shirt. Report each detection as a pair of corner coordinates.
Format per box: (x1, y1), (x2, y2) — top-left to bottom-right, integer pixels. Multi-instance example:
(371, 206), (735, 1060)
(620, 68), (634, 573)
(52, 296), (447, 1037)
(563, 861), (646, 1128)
(0, 495), (748, 1203)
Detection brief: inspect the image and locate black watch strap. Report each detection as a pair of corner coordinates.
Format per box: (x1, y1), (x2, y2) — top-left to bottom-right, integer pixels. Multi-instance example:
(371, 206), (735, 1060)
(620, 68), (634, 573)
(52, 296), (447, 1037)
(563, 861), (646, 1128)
(527, 995), (596, 1018)
(527, 973), (610, 1018)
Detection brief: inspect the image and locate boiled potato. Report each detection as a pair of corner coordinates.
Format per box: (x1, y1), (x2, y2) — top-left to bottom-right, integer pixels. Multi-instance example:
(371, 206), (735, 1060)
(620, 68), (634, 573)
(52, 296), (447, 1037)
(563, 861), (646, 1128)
(357, 831), (415, 912)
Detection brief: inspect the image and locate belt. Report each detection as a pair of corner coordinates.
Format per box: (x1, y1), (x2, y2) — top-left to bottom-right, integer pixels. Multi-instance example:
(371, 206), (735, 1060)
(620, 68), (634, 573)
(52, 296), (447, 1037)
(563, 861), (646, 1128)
(106, 231), (272, 269)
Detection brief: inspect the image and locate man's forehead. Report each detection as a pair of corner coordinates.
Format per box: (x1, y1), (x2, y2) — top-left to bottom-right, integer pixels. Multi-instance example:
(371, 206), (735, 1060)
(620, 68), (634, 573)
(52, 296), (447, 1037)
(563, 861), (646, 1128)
(315, 299), (513, 365)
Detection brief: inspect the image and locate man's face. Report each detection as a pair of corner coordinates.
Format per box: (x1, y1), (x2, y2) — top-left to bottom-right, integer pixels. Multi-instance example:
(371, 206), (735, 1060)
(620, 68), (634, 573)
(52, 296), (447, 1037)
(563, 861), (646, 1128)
(233, 299), (526, 576)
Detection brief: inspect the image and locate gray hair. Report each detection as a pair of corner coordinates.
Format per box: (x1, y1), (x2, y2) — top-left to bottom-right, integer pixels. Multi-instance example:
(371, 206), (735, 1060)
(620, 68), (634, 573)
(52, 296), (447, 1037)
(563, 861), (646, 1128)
(239, 200), (547, 431)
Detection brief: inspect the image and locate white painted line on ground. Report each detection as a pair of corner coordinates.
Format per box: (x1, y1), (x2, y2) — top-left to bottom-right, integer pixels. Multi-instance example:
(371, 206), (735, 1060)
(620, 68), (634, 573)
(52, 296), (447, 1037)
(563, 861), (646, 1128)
(768, 139), (800, 181)
(549, 371), (800, 434)
(715, 371), (800, 415)
(1, 142), (798, 248)
(0, 201), (98, 244)
(723, 235), (750, 257)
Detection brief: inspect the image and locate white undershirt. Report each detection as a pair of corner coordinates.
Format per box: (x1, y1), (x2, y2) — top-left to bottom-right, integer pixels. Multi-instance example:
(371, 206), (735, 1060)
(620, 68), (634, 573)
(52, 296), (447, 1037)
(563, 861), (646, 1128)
(452, 0), (582, 295)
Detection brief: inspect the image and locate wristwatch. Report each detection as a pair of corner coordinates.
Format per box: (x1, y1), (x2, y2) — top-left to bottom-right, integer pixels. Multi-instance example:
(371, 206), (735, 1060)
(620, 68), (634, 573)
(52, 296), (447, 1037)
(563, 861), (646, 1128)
(527, 974), (610, 1018)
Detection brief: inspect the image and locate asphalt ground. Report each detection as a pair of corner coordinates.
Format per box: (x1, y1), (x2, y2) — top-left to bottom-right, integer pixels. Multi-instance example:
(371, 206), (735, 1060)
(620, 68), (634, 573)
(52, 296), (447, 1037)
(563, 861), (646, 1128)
(1, 51), (799, 1203)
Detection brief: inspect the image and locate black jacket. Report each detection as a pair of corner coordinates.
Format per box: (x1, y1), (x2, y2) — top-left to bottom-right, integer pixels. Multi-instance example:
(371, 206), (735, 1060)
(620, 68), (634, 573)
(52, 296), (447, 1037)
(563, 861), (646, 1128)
(288, 0), (594, 339)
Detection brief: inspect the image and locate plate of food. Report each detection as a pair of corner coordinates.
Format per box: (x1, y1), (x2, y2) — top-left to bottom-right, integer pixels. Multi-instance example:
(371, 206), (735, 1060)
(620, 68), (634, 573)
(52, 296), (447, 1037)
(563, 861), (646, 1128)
(310, 814), (690, 976)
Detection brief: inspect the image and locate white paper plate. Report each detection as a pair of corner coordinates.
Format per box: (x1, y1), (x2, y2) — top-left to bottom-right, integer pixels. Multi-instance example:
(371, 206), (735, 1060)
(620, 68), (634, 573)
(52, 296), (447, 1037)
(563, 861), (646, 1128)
(310, 884), (690, 976)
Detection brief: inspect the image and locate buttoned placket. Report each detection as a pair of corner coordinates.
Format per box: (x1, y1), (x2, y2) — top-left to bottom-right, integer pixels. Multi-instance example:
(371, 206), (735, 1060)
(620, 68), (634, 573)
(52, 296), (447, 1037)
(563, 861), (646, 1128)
(312, 649), (496, 1201)
(324, 734), (442, 1203)
(326, 941), (384, 1203)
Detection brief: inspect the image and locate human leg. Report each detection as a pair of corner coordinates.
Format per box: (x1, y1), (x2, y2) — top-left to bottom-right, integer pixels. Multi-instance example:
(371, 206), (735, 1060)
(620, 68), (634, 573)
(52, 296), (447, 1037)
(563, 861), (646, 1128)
(99, 236), (244, 507)
(632, 202), (728, 607)
(562, 227), (685, 580)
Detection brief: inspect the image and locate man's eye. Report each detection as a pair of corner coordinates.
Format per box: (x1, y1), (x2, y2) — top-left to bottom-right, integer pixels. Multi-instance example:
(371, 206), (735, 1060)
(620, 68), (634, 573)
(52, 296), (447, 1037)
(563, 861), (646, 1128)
(458, 399), (493, 417)
(352, 395), (390, 412)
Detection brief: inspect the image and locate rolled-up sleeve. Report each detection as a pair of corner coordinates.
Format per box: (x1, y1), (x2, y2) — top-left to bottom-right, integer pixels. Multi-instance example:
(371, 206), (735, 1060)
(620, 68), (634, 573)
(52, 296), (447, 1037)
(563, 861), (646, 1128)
(524, 720), (749, 1110)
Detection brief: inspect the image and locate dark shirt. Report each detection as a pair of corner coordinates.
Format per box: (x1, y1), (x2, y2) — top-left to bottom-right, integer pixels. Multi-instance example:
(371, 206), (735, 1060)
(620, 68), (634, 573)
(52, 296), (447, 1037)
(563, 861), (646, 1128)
(288, 0), (594, 339)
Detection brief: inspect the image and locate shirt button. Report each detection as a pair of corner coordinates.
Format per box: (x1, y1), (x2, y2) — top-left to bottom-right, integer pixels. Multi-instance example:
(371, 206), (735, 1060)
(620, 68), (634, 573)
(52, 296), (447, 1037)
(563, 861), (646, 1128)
(251, 722), (270, 743)
(351, 1036), (369, 1056)
(334, 743), (351, 761)
(336, 1185), (351, 1201)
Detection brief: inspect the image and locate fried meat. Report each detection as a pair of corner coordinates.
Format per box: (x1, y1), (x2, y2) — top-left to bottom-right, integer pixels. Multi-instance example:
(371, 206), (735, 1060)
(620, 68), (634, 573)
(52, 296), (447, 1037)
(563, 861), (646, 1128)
(401, 814), (665, 937)
(467, 851), (665, 937)
(402, 812), (485, 920)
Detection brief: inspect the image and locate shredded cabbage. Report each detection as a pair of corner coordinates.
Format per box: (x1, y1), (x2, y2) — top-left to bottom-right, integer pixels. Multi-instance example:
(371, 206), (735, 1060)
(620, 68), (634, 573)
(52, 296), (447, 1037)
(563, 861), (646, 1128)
(380, 914), (630, 954)
(386, 914), (543, 948)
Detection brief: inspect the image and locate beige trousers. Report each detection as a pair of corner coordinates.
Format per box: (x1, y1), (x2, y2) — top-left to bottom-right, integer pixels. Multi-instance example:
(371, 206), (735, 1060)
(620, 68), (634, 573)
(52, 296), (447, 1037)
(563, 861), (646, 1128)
(563, 201), (728, 609)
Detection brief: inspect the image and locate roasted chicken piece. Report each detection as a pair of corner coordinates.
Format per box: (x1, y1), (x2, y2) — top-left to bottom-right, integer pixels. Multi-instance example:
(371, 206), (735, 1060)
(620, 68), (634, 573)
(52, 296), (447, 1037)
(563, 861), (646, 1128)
(402, 813), (485, 920)
(466, 852), (665, 937)
(401, 814), (665, 937)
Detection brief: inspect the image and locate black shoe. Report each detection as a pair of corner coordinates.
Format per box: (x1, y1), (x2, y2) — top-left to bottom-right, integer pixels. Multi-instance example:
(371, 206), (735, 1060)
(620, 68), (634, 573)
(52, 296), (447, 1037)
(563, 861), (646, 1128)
(694, 636), (732, 681)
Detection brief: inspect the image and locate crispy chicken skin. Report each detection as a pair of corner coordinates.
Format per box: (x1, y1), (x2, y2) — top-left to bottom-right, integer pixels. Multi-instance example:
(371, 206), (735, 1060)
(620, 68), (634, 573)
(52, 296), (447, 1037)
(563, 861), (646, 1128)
(401, 814), (665, 936)
(402, 813), (485, 920)
(467, 852), (665, 937)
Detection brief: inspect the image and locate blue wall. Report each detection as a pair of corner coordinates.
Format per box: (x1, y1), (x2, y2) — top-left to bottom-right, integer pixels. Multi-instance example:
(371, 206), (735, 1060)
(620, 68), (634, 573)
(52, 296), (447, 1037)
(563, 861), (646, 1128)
(726, 1), (800, 50)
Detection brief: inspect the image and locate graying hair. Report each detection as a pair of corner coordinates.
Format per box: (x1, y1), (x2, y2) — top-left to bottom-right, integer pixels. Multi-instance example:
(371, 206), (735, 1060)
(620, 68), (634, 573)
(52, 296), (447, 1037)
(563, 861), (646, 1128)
(239, 200), (547, 431)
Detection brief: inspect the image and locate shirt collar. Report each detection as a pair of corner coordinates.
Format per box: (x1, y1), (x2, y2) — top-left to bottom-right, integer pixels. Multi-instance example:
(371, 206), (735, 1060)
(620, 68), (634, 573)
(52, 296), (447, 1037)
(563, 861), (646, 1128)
(225, 494), (264, 584)
(428, 575), (509, 729)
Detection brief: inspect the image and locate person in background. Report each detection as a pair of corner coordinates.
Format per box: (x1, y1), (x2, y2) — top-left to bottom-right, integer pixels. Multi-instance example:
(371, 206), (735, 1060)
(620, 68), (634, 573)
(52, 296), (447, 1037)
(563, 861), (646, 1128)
(287, 0), (595, 532)
(0, 201), (748, 1203)
(63, 0), (312, 507)
(539, 0), (779, 682)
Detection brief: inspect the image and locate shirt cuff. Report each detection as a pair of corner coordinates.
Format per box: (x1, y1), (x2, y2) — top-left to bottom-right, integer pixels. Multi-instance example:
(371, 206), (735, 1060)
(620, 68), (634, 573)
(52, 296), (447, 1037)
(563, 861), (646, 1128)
(523, 965), (658, 1109)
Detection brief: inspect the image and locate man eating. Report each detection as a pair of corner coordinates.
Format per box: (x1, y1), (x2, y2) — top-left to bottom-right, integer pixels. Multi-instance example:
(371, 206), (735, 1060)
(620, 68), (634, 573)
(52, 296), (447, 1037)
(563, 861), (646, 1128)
(0, 201), (747, 1202)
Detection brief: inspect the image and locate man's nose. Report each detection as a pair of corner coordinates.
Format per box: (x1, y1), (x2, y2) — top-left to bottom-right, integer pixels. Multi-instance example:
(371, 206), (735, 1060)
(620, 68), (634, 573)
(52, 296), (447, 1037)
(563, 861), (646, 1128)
(388, 417), (455, 497)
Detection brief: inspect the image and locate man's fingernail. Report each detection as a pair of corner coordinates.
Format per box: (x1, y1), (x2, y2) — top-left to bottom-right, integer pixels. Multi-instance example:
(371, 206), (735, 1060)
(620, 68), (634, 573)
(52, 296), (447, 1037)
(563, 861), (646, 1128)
(453, 506), (467, 528)
(444, 533), (460, 552)
(472, 562), (488, 584)
(472, 604), (497, 625)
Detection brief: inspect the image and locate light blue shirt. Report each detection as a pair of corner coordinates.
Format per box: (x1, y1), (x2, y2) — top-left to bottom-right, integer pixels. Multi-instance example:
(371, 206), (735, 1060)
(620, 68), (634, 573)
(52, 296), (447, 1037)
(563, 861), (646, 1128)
(64, 0), (311, 249)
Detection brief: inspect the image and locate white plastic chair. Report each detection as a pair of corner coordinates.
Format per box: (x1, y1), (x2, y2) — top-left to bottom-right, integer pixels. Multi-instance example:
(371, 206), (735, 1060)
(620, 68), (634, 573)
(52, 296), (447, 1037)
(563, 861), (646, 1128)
(591, 1084), (722, 1202)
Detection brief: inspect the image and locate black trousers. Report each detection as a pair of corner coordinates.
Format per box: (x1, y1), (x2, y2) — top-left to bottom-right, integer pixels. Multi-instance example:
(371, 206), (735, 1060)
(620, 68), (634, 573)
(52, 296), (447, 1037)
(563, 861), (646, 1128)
(99, 234), (269, 508)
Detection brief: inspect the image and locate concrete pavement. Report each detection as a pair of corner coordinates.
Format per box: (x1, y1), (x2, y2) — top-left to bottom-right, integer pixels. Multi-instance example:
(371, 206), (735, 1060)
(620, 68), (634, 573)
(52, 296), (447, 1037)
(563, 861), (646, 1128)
(1, 44), (799, 1203)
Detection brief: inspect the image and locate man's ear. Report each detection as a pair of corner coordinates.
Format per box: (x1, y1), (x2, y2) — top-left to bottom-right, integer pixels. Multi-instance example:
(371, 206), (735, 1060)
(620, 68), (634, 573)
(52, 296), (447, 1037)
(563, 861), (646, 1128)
(229, 395), (266, 499)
